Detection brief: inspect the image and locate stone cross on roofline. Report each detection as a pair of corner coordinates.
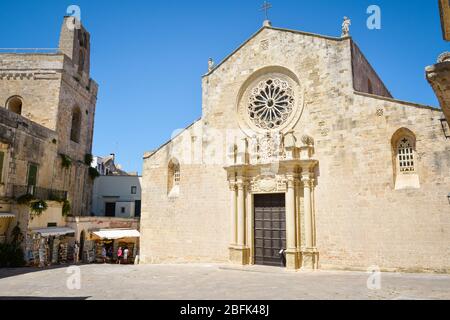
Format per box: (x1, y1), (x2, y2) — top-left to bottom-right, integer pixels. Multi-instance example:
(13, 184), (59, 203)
(260, 1), (273, 26)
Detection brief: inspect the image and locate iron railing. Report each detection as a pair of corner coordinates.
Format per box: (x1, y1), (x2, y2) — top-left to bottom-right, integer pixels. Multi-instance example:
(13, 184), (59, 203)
(12, 185), (68, 201)
(0, 48), (60, 54)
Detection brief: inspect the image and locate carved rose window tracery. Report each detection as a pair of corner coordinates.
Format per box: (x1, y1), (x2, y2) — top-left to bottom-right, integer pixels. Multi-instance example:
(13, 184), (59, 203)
(247, 79), (295, 130)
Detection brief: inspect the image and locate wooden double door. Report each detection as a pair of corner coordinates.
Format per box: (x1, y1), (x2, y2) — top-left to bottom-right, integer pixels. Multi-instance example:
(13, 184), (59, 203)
(254, 194), (287, 267)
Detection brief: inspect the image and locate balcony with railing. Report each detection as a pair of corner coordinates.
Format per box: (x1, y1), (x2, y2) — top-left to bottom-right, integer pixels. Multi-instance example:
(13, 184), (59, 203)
(12, 185), (68, 201)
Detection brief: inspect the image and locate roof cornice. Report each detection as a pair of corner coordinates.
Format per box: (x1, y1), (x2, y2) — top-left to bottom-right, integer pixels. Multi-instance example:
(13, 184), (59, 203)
(203, 26), (348, 78)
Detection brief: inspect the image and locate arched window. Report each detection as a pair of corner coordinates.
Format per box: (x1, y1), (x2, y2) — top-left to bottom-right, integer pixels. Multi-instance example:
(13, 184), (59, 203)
(70, 107), (82, 143)
(397, 137), (415, 173)
(168, 159), (180, 196)
(392, 128), (419, 189)
(78, 50), (85, 74)
(367, 79), (373, 94)
(6, 96), (23, 115)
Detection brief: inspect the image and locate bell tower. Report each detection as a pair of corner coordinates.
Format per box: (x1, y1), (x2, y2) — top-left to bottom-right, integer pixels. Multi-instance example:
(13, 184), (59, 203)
(59, 16), (91, 79)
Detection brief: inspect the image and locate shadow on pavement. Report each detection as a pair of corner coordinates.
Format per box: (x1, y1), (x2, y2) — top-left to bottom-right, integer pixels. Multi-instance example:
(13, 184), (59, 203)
(0, 296), (90, 300)
(0, 264), (85, 280)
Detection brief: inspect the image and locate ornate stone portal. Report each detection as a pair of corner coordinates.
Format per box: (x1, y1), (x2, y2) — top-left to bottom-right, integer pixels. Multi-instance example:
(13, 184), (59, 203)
(225, 131), (319, 270)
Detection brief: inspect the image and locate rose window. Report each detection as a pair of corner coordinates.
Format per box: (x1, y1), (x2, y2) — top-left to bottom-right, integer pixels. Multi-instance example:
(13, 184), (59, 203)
(248, 79), (295, 130)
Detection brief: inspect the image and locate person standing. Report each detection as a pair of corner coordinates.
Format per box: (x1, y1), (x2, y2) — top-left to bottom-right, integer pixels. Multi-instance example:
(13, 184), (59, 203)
(73, 242), (80, 264)
(117, 247), (123, 264)
(38, 239), (46, 268)
(102, 246), (107, 264)
(123, 247), (129, 264)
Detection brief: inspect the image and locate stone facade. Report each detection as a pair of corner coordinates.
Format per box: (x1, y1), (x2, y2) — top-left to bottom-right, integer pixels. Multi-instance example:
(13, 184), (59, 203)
(427, 1), (450, 126)
(439, 0), (450, 41)
(0, 17), (98, 242)
(427, 56), (450, 126)
(141, 24), (450, 273)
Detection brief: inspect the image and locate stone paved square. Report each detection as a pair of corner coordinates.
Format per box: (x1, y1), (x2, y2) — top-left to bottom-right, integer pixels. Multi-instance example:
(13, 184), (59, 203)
(0, 264), (449, 300)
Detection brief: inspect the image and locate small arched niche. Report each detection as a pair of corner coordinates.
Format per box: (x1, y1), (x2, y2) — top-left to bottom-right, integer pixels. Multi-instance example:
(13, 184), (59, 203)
(6, 96), (23, 115)
(78, 50), (85, 74)
(70, 107), (82, 143)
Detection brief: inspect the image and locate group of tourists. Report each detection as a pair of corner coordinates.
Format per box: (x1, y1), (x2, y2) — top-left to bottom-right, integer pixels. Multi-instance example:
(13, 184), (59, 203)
(101, 246), (130, 264)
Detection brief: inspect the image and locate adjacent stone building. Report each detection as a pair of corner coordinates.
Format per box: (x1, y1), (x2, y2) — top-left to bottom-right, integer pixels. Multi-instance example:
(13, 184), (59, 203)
(141, 21), (450, 273)
(0, 17), (98, 248)
(439, 0), (450, 41)
(427, 1), (450, 126)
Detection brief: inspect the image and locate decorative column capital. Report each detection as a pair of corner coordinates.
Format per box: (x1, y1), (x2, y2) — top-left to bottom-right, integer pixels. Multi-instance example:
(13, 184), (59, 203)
(301, 172), (312, 185)
(236, 178), (247, 191)
(229, 182), (237, 192)
(286, 175), (296, 189)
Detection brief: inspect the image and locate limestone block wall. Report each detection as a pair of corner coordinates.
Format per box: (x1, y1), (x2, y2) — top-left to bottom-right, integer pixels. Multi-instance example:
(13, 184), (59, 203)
(202, 27), (353, 130)
(66, 217), (140, 243)
(56, 62), (98, 217)
(0, 54), (64, 130)
(27, 202), (65, 229)
(351, 42), (392, 97)
(311, 93), (450, 273)
(141, 122), (230, 264)
(0, 107), (59, 195)
(427, 61), (450, 125)
(0, 44), (98, 219)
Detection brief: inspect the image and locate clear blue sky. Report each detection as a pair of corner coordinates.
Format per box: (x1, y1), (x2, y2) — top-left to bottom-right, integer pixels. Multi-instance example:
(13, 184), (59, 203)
(1, 1), (448, 174)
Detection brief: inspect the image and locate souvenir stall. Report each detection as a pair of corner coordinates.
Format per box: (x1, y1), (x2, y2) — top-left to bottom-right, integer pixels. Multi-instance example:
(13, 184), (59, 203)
(0, 213), (15, 244)
(90, 229), (140, 264)
(26, 227), (75, 266)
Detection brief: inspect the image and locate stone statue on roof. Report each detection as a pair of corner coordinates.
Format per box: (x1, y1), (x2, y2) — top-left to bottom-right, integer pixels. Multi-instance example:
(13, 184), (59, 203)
(208, 58), (215, 72)
(341, 16), (351, 37)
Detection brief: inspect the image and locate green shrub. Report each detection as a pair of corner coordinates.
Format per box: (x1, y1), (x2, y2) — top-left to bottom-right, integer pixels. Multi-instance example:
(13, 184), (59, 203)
(30, 199), (48, 218)
(0, 243), (25, 268)
(60, 154), (72, 169)
(16, 194), (35, 205)
(62, 200), (71, 216)
(89, 167), (100, 180)
(84, 154), (94, 166)
(0, 223), (26, 268)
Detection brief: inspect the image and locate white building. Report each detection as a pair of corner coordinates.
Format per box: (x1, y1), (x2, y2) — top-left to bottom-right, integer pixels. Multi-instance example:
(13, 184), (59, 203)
(92, 154), (129, 176)
(92, 175), (142, 218)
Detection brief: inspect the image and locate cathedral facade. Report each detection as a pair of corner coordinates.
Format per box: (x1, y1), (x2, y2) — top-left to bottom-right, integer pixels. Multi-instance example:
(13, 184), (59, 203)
(141, 23), (450, 273)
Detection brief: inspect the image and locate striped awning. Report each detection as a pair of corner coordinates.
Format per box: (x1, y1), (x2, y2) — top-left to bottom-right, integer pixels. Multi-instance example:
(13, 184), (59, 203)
(0, 213), (15, 219)
(92, 229), (140, 240)
(31, 227), (75, 237)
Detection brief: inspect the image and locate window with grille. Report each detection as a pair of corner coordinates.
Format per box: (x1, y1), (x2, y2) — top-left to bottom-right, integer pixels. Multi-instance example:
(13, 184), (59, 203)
(174, 168), (180, 186)
(168, 159), (180, 196)
(398, 138), (415, 173)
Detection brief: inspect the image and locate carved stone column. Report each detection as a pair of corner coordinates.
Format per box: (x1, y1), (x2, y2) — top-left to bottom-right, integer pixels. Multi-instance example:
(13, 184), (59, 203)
(237, 180), (246, 246)
(302, 172), (313, 249)
(301, 170), (319, 270)
(229, 177), (250, 265)
(285, 175), (300, 270)
(229, 182), (237, 246)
